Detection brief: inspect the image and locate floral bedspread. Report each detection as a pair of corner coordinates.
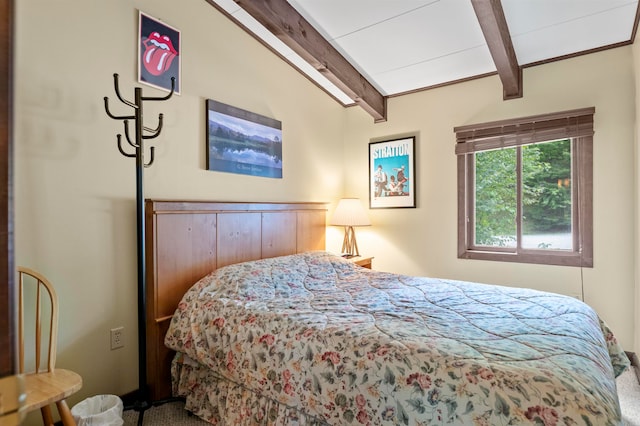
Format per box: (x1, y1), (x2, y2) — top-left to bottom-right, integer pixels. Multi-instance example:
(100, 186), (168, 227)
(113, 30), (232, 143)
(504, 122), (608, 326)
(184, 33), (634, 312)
(165, 251), (629, 425)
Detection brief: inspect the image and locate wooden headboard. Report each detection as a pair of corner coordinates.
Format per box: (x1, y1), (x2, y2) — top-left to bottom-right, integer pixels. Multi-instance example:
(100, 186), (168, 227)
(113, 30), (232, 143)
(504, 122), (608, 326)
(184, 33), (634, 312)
(144, 200), (327, 400)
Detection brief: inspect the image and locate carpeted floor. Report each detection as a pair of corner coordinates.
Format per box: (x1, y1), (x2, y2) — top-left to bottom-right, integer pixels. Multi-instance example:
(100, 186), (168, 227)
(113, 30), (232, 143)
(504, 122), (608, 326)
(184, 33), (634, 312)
(618, 365), (640, 426)
(123, 366), (640, 425)
(123, 401), (208, 425)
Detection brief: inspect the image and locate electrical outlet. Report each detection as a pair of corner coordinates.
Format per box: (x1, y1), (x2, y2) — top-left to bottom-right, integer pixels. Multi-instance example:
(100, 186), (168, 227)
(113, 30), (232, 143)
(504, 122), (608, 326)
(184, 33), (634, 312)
(110, 327), (124, 350)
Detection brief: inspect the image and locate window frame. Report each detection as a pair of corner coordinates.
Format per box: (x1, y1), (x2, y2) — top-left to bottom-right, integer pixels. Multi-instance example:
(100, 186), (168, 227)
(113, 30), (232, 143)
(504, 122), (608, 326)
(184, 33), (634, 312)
(455, 108), (594, 267)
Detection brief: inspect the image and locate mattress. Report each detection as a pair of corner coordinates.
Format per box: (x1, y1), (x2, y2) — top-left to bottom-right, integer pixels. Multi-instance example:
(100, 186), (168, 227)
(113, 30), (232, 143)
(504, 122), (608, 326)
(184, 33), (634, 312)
(165, 251), (629, 425)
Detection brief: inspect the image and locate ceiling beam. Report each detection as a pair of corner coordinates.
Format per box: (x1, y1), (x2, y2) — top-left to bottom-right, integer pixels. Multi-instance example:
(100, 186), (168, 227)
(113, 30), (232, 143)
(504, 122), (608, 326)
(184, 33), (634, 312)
(471, 0), (522, 99)
(232, 0), (387, 122)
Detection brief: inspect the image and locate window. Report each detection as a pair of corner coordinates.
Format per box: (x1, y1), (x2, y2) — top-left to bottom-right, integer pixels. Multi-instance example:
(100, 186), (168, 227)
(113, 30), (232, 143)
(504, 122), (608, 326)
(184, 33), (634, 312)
(454, 108), (594, 267)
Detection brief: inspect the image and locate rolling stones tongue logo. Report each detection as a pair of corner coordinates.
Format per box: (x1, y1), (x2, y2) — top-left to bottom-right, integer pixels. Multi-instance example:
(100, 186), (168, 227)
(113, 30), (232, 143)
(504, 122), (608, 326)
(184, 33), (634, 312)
(142, 32), (178, 76)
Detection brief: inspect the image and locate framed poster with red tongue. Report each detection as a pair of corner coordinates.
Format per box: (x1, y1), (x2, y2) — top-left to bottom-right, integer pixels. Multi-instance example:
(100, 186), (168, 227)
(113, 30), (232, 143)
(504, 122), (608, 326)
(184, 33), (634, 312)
(138, 11), (181, 95)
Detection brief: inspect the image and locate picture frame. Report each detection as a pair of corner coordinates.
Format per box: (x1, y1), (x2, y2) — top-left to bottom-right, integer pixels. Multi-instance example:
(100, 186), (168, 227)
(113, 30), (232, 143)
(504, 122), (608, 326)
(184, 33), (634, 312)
(138, 11), (181, 94)
(206, 99), (283, 178)
(369, 136), (416, 208)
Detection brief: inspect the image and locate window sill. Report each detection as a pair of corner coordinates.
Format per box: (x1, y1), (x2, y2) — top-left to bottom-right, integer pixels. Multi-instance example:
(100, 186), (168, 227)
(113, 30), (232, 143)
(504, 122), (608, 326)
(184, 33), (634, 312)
(459, 249), (592, 268)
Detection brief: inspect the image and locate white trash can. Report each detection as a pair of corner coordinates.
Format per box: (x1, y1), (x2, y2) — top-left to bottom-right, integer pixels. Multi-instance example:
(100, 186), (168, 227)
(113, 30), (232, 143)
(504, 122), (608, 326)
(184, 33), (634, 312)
(71, 394), (124, 426)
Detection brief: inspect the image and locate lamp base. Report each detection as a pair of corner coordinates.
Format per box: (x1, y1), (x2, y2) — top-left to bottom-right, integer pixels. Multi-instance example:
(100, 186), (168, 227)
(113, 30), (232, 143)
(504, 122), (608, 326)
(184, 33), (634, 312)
(341, 226), (360, 257)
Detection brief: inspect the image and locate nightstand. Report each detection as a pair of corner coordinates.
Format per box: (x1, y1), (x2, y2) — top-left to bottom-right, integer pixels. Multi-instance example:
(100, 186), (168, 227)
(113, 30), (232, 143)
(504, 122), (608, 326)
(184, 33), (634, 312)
(347, 256), (373, 269)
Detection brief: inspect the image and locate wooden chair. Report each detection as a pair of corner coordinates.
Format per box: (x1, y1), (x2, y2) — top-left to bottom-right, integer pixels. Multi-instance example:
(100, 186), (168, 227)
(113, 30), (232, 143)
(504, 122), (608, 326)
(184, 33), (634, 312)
(18, 267), (82, 426)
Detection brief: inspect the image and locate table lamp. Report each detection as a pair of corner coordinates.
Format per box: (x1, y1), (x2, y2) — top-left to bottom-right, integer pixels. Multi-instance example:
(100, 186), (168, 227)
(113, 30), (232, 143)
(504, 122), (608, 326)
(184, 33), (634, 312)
(330, 198), (371, 258)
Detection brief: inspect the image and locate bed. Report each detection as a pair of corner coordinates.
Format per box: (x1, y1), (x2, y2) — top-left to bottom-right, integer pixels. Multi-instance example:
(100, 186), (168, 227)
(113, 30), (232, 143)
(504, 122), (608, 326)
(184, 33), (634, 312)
(145, 200), (629, 425)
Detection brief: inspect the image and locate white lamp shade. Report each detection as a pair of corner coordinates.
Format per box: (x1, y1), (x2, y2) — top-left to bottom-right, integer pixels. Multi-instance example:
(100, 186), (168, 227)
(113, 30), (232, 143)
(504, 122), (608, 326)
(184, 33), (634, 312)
(330, 198), (371, 227)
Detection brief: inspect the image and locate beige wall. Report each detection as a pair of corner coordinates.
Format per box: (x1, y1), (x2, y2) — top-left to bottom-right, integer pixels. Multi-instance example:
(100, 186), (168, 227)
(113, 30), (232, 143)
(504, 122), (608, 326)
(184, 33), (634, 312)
(14, 0), (639, 421)
(15, 0), (346, 420)
(633, 38), (640, 360)
(344, 47), (637, 353)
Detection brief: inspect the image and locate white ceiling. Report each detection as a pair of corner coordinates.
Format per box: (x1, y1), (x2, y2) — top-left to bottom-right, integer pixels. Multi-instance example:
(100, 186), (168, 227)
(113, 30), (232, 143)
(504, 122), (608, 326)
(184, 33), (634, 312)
(211, 0), (638, 105)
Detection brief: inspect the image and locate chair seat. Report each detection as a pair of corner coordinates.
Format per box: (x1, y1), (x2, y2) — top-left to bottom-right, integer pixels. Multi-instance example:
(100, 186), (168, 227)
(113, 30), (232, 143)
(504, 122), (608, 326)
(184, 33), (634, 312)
(23, 369), (82, 411)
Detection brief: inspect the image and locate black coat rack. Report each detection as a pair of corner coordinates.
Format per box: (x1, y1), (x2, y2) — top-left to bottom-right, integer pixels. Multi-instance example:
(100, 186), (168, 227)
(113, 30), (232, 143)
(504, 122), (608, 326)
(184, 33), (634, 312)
(104, 73), (174, 425)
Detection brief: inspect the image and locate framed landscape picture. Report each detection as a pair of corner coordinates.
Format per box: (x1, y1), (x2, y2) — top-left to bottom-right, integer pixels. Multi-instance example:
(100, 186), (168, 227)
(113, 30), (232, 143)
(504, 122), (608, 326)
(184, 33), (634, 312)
(206, 100), (283, 178)
(369, 136), (416, 208)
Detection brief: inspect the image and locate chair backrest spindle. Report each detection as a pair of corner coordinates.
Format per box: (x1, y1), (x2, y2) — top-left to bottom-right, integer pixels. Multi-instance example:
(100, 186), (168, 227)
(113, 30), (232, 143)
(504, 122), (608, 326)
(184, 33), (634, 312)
(18, 272), (24, 373)
(35, 283), (41, 372)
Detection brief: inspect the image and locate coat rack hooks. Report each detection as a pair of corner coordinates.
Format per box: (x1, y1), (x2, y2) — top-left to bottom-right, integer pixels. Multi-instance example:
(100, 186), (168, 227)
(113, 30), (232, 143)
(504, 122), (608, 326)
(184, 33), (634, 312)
(104, 73), (174, 162)
(103, 73), (174, 425)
